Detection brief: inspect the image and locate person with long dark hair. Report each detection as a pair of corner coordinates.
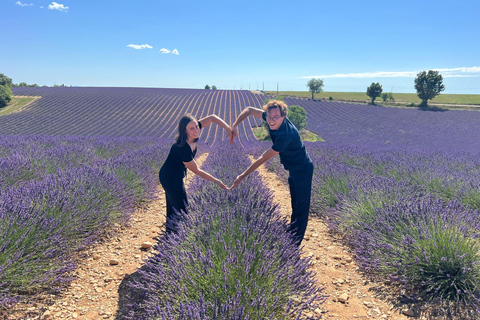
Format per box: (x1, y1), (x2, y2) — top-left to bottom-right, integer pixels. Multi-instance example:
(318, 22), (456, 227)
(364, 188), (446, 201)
(159, 114), (231, 233)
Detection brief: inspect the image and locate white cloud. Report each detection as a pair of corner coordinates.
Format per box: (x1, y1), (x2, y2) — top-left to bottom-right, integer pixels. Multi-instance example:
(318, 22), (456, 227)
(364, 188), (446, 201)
(301, 66), (480, 79)
(40, 6), (44, 8)
(127, 44), (153, 50)
(48, 2), (69, 12)
(16, 1), (33, 7)
(160, 48), (179, 55)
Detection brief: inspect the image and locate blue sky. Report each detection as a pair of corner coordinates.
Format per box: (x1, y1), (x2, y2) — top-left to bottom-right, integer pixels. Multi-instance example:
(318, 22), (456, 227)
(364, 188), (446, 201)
(1, 0), (479, 93)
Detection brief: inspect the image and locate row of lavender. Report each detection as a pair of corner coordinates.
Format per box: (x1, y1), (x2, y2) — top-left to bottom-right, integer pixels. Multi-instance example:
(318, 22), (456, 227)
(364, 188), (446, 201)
(256, 142), (480, 318)
(3, 88), (264, 147)
(5, 87), (480, 150)
(120, 142), (325, 320)
(284, 97), (480, 151)
(0, 135), (181, 311)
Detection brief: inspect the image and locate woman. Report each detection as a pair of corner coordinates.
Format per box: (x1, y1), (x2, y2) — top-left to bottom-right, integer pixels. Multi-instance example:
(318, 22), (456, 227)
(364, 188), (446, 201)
(159, 114), (230, 233)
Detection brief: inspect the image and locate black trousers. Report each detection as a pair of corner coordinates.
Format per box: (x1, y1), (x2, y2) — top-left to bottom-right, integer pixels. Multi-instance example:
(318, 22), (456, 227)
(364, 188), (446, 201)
(159, 167), (188, 233)
(286, 160), (314, 245)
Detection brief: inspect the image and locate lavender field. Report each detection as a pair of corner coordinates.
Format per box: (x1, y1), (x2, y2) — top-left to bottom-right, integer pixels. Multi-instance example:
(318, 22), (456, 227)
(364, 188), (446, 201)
(3, 87), (264, 147)
(2, 87), (480, 318)
(284, 97), (480, 151)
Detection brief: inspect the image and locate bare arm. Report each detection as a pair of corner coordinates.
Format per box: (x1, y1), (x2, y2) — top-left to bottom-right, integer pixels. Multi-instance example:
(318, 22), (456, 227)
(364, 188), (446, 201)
(229, 148), (279, 189)
(199, 114), (232, 140)
(184, 159), (227, 189)
(230, 107), (264, 144)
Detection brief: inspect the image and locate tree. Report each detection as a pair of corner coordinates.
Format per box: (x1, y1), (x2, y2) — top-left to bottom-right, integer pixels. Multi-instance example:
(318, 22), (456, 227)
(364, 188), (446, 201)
(388, 92), (395, 102)
(204, 85), (210, 90)
(306, 78), (324, 100)
(381, 92), (389, 102)
(0, 85), (13, 108)
(211, 85), (217, 90)
(287, 105), (307, 131)
(414, 70), (445, 106)
(366, 82), (383, 105)
(0, 73), (13, 88)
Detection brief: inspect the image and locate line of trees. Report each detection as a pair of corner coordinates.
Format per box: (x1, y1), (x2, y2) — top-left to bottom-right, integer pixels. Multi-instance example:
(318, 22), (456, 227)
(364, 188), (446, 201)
(307, 69), (445, 107)
(204, 85), (217, 90)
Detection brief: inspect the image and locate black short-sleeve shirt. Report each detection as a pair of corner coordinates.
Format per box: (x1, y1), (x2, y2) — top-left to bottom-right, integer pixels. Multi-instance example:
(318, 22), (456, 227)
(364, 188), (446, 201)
(161, 122), (202, 178)
(262, 112), (311, 173)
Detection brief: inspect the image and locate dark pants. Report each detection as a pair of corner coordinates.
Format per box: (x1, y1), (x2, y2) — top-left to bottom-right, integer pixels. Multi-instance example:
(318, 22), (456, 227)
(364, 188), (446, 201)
(159, 168), (188, 233)
(287, 161), (314, 245)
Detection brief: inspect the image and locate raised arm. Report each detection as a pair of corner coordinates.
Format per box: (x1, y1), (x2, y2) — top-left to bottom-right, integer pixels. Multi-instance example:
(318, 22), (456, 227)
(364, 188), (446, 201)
(230, 107), (264, 144)
(229, 148), (279, 189)
(184, 159), (227, 189)
(198, 115), (232, 140)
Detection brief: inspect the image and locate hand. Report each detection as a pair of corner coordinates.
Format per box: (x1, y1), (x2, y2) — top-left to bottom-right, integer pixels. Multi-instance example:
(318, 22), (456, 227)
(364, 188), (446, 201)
(226, 127), (233, 142)
(230, 126), (237, 145)
(215, 179), (228, 190)
(229, 174), (244, 190)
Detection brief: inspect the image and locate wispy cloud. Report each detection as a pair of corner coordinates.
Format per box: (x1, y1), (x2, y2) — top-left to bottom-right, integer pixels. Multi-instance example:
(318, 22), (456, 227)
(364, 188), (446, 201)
(127, 44), (153, 50)
(301, 66), (480, 79)
(16, 1), (33, 7)
(171, 49), (179, 55)
(48, 2), (69, 12)
(159, 48), (171, 54)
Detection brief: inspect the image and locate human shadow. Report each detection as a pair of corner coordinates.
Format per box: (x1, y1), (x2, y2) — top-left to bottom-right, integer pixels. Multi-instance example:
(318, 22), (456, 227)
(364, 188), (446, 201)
(114, 263), (150, 320)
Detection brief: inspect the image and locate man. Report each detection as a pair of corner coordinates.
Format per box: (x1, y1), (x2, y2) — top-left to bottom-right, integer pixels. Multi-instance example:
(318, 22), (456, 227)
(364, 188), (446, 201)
(230, 100), (314, 245)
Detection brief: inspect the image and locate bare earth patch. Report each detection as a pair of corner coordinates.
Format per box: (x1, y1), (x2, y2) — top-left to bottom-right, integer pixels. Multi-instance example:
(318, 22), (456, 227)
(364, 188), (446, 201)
(0, 96), (41, 116)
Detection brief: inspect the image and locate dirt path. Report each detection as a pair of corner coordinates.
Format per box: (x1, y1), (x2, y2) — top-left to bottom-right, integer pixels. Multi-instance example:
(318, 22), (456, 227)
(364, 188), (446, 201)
(11, 152), (417, 320)
(253, 159), (413, 320)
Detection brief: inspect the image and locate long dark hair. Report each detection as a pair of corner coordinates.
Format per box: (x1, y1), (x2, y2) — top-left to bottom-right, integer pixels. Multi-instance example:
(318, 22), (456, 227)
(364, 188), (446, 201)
(175, 114), (199, 146)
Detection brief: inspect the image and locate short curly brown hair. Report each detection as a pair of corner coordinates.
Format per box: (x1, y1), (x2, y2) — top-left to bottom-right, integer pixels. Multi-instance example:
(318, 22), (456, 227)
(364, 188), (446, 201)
(263, 100), (288, 117)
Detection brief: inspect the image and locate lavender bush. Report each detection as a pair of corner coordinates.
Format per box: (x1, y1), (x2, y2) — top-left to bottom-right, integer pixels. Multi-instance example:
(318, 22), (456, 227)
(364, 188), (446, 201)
(123, 142), (325, 320)
(256, 141), (480, 316)
(347, 197), (480, 316)
(0, 135), (174, 310)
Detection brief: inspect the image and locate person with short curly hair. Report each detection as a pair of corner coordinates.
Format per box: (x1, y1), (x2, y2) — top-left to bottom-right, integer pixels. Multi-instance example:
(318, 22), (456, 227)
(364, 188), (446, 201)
(230, 100), (314, 245)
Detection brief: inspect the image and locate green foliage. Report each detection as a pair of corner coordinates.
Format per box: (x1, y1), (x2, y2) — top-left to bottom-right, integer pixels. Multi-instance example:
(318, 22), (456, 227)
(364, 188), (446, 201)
(408, 228), (480, 305)
(0, 73), (13, 88)
(204, 84), (211, 90)
(415, 70), (446, 106)
(211, 85), (217, 90)
(306, 78), (324, 100)
(388, 92), (395, 102)
(381, 92), (389, 102)
(13, 82), (38, 87)
(366, 82), (383, 104)
(287, 105), (307, 131)
(329, 96), (333, 101)
(0, 85), (13, 108)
